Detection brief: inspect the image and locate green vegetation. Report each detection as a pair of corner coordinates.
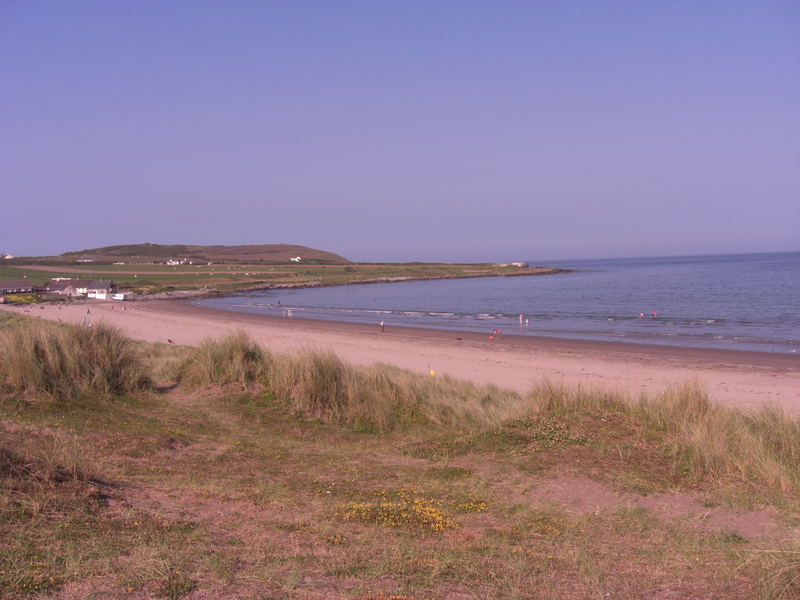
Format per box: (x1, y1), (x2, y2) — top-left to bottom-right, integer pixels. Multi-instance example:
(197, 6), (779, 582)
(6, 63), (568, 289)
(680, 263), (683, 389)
(1, 321), (798, 599)
(0, 294), (41, 305)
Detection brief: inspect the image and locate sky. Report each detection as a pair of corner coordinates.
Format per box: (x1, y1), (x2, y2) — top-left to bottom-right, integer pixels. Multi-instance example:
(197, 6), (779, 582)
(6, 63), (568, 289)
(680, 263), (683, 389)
(1, 1), (798, 262)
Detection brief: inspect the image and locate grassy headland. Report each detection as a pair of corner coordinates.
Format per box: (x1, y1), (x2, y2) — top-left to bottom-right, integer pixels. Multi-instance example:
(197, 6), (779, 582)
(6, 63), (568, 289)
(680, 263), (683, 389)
(1, 315), (798, 599)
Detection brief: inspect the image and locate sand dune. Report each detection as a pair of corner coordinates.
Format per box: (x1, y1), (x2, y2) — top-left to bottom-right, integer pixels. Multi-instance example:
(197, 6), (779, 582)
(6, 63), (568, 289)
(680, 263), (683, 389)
(5, 299), (799, 413)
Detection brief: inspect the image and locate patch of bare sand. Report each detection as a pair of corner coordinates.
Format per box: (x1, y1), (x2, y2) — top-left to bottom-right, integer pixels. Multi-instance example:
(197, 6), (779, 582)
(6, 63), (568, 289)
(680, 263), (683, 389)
(531, 475), (778, 540)
(449, 458), (782, 541)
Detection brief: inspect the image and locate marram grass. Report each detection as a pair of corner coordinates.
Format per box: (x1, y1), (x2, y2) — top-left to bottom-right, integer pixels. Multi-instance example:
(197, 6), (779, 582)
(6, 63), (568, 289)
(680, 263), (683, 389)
(0, 320), (150, 401)
(2, 326), (800, 598)
(6, 325), (800, 501)
(173, 330), (268, 388)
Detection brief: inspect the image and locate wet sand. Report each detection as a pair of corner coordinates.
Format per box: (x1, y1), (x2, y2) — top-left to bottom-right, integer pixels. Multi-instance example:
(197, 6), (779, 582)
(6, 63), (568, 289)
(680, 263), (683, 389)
(6, 300), (799, 413)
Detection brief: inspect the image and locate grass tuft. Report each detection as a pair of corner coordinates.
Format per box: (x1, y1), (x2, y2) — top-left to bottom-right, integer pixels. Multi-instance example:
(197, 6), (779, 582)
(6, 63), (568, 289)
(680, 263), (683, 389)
(0, 320), (150, 401)
(636, 384), (800, 494)
(174, 331), (269, 388)
(269, 350), (526, 431)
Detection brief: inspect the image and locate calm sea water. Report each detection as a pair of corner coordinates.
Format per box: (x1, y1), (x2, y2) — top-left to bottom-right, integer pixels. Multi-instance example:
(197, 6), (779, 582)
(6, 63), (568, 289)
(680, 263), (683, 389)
(198, 252), (800, 353)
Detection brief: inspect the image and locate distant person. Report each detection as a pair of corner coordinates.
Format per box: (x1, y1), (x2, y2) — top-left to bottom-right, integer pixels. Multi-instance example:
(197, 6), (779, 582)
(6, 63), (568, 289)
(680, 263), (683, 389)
(380, 320), (385, 332)
(651, 311), (657, 318)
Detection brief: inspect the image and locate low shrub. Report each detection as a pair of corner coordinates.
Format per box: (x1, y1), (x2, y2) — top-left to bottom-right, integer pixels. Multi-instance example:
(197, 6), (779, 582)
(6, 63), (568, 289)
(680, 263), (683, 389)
(1, 294), (41, 305)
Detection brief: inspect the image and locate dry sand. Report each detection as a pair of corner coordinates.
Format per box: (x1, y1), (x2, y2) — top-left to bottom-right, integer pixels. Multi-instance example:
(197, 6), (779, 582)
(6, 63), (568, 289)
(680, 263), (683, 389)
(5, 300), (799, 413)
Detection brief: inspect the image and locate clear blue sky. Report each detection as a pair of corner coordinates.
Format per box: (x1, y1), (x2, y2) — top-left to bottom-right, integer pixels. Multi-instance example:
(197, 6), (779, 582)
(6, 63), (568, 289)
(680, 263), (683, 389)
(2, 1), (798, 261)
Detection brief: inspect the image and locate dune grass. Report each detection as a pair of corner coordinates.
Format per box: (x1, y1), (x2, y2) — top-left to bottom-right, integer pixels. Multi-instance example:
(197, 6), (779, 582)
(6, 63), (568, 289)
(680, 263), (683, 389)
(171, 333), (800, 499)
(268, 350), (525, 431)
(173, 331), (269, 388)
(2, 325), (800, 598)
(520, 380), (800, 499)
(0, 320), (151, 401)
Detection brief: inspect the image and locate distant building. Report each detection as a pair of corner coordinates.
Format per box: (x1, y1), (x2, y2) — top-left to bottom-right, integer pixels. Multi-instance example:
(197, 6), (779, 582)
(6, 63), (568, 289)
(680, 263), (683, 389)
(1, 254), (14, 260)
(45, 278), (115, 298)
(46, 278), (88, 296)
(493, 262), (528, 268)
(0, 280), (36, 294)
(86, 280), (116, 299)
(76, 258), (96, 263)
(290, 256), (303, 262)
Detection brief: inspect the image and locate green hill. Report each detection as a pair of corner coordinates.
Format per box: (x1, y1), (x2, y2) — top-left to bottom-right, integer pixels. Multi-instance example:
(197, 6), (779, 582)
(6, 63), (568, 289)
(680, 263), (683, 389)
(58, 243), (349, 264)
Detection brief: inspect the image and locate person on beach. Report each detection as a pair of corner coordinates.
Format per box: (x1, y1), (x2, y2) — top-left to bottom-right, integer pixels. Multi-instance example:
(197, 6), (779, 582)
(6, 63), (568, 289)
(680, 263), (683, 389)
(380, 320), (385, 332)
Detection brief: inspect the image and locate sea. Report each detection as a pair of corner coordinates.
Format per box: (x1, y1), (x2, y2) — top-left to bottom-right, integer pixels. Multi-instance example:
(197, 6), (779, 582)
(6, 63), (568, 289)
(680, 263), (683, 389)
(196, 252), (800, 354)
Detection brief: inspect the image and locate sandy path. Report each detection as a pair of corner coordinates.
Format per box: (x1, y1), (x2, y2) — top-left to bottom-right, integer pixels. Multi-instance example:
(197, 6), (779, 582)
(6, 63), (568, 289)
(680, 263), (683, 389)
(6, 301), (799, 414)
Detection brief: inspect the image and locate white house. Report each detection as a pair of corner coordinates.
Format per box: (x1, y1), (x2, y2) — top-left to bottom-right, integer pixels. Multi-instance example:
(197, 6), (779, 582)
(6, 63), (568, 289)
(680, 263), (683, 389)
(86, 280), (116, 299)
(290, 256), (303, 262)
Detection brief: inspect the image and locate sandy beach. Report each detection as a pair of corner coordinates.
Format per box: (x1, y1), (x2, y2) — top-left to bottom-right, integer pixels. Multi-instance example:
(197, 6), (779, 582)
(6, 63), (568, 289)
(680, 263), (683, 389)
(5, 300), (799, 414)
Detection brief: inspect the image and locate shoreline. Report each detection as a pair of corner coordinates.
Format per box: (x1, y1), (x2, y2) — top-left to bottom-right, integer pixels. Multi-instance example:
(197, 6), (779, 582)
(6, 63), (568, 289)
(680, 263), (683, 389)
(174, 301), (800, 371)
(5, 299), (799, 414)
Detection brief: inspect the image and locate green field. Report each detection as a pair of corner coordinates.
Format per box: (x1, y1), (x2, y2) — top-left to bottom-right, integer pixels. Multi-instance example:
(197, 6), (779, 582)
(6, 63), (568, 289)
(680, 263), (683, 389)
(0, 263), (564, 293)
